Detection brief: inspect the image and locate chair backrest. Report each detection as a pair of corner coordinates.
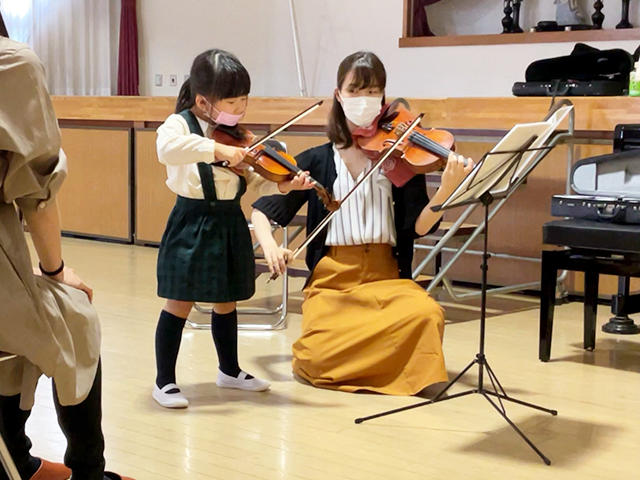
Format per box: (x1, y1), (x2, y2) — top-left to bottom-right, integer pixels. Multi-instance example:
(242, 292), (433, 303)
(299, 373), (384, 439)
(614, 124), (640, 152)
(263, 139), (288, 153)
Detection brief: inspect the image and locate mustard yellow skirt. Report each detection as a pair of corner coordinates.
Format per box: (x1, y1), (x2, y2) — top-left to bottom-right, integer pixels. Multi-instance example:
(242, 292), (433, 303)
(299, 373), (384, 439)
(293, 244), (447, 396)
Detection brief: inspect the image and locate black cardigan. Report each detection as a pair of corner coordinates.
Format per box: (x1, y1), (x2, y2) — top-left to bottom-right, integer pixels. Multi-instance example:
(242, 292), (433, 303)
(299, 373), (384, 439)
(252, 143), (440, 279)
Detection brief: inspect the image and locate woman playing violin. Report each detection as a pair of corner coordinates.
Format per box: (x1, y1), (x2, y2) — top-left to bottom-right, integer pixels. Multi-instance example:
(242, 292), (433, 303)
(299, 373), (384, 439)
(252, 51), (474, 396)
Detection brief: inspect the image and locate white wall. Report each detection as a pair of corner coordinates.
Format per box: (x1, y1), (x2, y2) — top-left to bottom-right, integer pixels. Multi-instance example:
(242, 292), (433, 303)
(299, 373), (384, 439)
(138, 0), (639, 98)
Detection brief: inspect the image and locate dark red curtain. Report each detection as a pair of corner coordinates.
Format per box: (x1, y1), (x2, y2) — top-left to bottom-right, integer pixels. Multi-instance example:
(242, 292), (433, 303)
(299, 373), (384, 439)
(117, 0), (139, 95)
(412, 0), (443, 37)
(0, 10), (9, 38)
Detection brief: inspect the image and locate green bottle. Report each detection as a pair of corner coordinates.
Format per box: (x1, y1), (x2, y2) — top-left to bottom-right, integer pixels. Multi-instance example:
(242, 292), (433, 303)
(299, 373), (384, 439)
(630, 62), (640, 97)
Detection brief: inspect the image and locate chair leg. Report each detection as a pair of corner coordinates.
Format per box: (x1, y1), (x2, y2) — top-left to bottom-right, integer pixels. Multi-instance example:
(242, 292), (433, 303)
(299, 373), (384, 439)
(584, 270), (599, 351)
(190, 225), (293, 331)
(435, 252), (442, 274)
(539, 250), (558, 362)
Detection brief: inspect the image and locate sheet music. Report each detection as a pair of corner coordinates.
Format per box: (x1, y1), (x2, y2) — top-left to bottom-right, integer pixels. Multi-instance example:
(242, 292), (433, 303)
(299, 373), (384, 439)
(439, 105), (573, 210)
(512, 105), (573, 182)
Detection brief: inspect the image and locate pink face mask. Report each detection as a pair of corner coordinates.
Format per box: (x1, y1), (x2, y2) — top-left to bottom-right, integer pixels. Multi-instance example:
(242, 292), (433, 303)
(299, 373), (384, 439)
(204, 100), (244, 127)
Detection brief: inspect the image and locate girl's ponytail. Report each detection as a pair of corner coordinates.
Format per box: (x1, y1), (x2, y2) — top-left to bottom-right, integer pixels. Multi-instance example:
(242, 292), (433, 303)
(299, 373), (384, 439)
(175, 78), (194, 113)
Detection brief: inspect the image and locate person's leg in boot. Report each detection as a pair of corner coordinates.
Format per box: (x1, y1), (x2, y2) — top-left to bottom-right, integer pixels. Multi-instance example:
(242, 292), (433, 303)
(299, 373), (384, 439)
(153, 300), (191, 409)
(53, 361), (134, 480)
(211, 303), (270, 392)
(0, 394), (70, 480)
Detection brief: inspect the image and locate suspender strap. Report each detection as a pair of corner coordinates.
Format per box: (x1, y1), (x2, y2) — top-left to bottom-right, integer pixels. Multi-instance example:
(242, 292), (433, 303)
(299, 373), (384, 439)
(179, 109), (218, 202)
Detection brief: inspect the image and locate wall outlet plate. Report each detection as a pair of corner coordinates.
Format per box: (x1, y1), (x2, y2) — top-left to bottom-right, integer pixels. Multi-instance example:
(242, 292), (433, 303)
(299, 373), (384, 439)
(155, 74), (163, 87)
(169, 74), (177, 87)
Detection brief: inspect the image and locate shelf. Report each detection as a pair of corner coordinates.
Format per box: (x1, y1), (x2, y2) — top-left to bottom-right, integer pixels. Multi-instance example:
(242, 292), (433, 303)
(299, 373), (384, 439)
(399, 28), (640, 48)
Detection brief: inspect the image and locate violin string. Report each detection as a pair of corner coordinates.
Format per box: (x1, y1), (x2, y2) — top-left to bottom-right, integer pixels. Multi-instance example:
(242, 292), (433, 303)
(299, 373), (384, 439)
(261, 144), (328, 196)
(262, 144), (301, 173)
(408, 131), (451, 159)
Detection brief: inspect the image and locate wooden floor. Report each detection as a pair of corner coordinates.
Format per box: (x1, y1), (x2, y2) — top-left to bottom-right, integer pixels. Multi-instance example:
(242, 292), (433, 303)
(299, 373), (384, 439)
(24, 237), (640, 480)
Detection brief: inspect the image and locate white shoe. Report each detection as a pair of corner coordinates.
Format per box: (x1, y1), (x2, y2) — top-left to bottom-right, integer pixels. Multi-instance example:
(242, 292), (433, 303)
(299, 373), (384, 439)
(153, 383), (189, 408)
(216, 370), (271, 392)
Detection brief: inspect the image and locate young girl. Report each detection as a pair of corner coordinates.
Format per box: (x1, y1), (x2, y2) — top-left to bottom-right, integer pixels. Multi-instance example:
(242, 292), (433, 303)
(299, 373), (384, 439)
(251, 51), (474, 396)
(153, 49), (312, 408)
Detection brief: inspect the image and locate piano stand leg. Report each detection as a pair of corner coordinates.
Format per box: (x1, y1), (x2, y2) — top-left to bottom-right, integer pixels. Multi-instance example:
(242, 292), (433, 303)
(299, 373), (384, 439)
(602, 315), (640, 335)
(602, 276), (640, 335)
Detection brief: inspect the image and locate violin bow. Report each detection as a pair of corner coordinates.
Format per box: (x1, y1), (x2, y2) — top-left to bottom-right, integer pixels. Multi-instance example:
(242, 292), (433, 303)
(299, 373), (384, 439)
(248, 100), (324, 150)
(215, 100), (323, 168)
(268, 113), (425, 282)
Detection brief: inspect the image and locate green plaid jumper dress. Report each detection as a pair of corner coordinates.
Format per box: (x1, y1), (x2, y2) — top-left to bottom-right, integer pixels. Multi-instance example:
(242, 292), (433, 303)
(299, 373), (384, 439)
(156, 110), (255, 302)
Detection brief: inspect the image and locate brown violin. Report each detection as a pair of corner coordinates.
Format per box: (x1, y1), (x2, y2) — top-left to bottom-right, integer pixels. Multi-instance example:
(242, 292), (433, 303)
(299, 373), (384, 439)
(209, 100), (339, 212)
(357, 100), (456, 187)
(210, 125), (338, 211)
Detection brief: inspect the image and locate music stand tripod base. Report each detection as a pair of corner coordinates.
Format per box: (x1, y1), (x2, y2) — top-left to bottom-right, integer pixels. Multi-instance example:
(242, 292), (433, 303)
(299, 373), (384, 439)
(355, 119), (569, 465)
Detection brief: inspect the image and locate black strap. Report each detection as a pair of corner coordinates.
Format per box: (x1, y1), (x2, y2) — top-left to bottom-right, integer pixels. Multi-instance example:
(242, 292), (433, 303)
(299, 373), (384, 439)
(179, 109), (217, 202)
(235, 175), (247, 201)
(178, 109), (204, 136)
(197, 163), (218, 202)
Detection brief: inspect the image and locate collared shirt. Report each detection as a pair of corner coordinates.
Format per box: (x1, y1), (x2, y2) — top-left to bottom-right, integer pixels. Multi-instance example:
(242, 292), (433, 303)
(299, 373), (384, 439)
(156, 114), (280, 200)
(326, 145), (396, 246)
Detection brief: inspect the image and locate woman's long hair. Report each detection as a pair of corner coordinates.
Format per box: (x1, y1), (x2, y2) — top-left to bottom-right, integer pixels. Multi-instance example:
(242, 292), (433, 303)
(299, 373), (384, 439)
(327, 51), (387, 149)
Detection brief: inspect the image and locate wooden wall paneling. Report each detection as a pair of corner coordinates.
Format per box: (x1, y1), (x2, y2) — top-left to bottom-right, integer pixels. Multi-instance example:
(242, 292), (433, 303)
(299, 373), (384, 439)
(51, 96), (640, 132)
(573, 273), (640, 298)
(274, 132), (328, 157)
(135, 129), (176, 244)
(52, 96), (640, 294)
(57, 127), (131, 240)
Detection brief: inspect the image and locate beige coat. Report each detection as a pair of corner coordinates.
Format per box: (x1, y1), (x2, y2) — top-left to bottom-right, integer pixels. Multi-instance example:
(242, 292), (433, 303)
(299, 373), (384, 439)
(0, 37), (100, 410)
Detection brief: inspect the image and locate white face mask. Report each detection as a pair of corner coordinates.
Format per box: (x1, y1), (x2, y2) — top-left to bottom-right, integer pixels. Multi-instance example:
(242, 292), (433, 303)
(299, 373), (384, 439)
(338, 94), (383, 127)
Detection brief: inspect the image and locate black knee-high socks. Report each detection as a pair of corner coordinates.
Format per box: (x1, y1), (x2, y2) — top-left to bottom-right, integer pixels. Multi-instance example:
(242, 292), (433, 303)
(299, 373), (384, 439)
(155, 309), (248, 386)
(155, 310), (186, 388)
(212, 309), (251, 378)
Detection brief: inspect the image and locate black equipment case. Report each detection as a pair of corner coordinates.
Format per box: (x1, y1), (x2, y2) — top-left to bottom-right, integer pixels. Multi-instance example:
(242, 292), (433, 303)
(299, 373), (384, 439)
(513, 43), (635, 97)
(513, 80), (628, 97)
(551, 126), (640, 224)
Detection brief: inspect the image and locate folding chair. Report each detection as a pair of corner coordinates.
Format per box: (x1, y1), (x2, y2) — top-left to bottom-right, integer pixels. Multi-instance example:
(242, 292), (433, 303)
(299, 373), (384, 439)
(187, 140), (307, 330)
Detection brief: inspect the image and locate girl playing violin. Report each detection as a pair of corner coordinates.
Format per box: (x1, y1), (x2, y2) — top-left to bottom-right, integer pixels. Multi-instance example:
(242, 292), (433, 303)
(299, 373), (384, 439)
(251, 51), (474, 396)
(153, 49), (313, 408)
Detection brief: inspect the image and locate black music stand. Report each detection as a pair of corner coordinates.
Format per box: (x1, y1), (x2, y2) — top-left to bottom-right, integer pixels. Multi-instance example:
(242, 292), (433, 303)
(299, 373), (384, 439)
(355, 133), (561, 465)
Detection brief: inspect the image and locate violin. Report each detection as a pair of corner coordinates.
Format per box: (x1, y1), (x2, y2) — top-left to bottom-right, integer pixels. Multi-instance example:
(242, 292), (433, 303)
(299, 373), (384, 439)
(357, 100), (456, 187)
(206, 100), (339, 212)
(210, 124), (338, 211)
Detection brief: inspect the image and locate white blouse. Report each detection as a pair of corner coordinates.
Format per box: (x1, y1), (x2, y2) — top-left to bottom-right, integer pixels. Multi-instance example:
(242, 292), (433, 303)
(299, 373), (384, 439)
(326, 145), (396, 246)
(156, 113), (280, 200)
